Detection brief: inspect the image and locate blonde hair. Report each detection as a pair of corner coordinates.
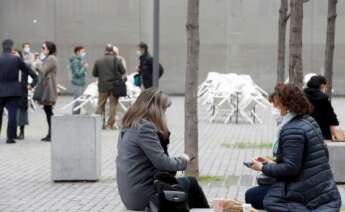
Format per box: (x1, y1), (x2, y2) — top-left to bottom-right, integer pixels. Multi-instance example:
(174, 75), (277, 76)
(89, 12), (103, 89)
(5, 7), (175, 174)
(121, 88), (171, 138)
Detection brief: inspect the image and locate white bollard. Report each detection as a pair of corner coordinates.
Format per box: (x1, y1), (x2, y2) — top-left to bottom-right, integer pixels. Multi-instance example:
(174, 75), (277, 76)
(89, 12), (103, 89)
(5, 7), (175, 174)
(51, 115), (101, 181)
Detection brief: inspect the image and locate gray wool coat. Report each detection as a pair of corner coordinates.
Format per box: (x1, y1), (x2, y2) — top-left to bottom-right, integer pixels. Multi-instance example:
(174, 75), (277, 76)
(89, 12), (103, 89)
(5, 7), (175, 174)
(116, 120), (187, 211)
(35, 55), (58, 105)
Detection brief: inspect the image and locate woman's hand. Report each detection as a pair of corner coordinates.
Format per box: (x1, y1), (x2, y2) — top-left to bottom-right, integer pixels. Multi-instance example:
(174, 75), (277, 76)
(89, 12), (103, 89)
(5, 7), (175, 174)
(180, 153), (191, 162)
(256, 156), (275, 164)
(250, 159), (264, 172)
(330, 126), (345, 142)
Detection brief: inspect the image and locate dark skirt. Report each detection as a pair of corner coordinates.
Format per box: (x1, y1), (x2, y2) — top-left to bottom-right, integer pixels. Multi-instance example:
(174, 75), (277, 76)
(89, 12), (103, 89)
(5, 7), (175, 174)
(16, 108), (29, 126)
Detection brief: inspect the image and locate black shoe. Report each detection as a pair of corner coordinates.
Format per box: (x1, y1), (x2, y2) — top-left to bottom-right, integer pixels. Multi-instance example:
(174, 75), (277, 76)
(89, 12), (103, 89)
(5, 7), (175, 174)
(6, 139), (16, 144)
(41, 135), (51, 142)
(17, 132), (24, 140)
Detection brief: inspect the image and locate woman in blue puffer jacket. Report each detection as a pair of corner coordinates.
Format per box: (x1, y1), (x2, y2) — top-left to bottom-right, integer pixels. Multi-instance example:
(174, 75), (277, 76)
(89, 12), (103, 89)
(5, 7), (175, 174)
(245, 83), (341, 212)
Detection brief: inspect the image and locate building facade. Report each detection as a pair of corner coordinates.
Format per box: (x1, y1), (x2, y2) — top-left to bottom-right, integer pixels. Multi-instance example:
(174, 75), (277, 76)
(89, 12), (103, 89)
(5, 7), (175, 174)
(1, 0), (344, 94)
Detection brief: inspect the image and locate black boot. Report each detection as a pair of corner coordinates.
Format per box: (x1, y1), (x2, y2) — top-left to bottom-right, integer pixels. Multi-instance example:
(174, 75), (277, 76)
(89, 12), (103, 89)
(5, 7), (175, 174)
(41, 134), (51, 142)
(42, 105), (53, 142)
(6, 139), (16, 144)
(17, 126), (24, 140)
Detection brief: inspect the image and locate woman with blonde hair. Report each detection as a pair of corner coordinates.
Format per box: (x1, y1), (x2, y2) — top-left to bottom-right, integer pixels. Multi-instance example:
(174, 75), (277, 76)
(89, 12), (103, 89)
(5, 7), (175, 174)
(116, 88), (209, 211)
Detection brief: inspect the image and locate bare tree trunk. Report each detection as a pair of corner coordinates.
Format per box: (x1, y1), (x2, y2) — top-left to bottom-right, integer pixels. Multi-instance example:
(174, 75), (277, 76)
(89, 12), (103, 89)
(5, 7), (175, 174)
(277, 0), (289, 83)
(289, 0), (304, 88)
(324, 0), (337, 99)
(185, 0), (200, 176)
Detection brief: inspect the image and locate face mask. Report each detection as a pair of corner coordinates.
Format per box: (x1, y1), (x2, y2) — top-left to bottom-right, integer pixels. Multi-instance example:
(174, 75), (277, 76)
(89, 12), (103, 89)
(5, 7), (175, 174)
(80, 52), (87, 59)
(271, 107), (282, 122)
(23, 47), (30, 53)
(136, 50), (142, 58)
(39, 52), (46, 61)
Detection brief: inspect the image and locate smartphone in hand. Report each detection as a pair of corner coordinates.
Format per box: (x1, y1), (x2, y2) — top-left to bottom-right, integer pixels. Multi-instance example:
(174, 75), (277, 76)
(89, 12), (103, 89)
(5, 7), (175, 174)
(243, 161), (254, 168)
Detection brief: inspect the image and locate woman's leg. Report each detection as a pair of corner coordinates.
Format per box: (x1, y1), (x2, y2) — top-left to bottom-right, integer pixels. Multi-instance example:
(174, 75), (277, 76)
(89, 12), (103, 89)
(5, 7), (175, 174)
(18, 126), (24, 140)
(245, 185), (270, 210)
(43, 105), (53, 140)
(177, 177), (210, 209)
(72, 85), (82, 115)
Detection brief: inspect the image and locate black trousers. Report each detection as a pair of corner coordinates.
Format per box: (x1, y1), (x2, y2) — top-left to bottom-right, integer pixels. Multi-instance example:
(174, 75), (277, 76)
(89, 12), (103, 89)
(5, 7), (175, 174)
(0, 97), (19, 139)
(43, 105), (53, 136)
(177, 177), (210, 209)
(245, 185), (270, 210)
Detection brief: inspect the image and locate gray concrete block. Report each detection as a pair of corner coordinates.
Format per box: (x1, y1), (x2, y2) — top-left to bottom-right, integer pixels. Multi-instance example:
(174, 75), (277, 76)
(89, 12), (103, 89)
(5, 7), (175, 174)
(326, 141), (345, 183)
(51, 115), (101, 181)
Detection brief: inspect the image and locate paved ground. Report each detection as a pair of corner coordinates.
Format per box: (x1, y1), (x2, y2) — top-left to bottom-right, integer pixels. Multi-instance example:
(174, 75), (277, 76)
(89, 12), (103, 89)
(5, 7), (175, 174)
(0, 96), (345, 212)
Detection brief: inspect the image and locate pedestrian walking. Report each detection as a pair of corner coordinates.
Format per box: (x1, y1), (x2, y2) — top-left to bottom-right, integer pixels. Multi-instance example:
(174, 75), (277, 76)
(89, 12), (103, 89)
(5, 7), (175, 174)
(33, 41), (58, 142)
(69, 46), (88, 115)
(136, 42), (163, 89)
(92, 44), (126, 129)
(0, 39), (37, 144)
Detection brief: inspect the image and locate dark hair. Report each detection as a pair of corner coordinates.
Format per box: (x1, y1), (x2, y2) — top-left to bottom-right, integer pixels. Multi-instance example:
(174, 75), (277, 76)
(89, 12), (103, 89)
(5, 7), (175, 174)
(74, 46), (84, 54)
(22, 42), (31, 48)
(12, 48), (23, 59)
(2, 39), (14, 52)
(307, 75), (327, 89)
(44, 41), (57, 55)
(272, 83), (313, 115)
(138, 41), (148, 52)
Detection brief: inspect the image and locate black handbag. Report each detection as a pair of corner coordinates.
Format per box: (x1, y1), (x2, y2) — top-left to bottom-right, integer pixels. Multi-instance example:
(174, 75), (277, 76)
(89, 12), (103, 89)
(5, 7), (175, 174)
(147, 172), (189, 212)
(33, 75), (49, 102)
(256, 173), (276, 186)
(112, 79), (127, 97)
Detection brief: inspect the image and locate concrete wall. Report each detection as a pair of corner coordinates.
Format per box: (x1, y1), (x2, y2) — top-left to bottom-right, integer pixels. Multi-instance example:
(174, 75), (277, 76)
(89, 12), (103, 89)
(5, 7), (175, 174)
(1, 0), (345, 94)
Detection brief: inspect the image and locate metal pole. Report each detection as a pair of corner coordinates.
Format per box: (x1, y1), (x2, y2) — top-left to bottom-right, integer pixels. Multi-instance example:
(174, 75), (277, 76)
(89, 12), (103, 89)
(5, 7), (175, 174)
(153, 0), (160, 88)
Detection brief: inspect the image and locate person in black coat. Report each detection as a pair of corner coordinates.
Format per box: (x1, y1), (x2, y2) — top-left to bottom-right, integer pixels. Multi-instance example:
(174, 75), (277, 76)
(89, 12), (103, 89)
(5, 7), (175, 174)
(12, 49), (38, 140)
(0, 39), (38, 144)
(136, 42), (163, 89)
(245, 83), (341, 211)
(304, 75), (343, 140)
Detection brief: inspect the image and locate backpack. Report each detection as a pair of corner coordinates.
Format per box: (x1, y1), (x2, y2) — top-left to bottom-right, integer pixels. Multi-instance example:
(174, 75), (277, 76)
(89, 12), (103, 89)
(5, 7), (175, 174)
(159, 64), (164, 78)
(147, 172), (189, 212)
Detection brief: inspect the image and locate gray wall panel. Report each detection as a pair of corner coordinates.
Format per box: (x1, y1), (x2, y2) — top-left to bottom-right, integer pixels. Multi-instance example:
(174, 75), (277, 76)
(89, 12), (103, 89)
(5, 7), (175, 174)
(0, 0), (344, 94)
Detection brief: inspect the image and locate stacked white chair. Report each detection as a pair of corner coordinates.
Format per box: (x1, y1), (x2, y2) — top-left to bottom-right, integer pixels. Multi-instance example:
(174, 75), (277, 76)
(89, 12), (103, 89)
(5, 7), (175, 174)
(61, 76), (141, 115)
(199, 72), (270, 124)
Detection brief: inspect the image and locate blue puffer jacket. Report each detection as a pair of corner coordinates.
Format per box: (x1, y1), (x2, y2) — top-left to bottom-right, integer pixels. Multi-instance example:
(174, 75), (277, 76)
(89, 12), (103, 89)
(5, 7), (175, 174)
(262, 115), (341, 212)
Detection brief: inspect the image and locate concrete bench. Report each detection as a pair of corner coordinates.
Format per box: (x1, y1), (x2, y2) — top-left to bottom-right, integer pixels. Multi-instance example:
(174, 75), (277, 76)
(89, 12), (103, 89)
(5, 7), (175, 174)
(326, 141), (345, 183)
(51, 115), (101, 181)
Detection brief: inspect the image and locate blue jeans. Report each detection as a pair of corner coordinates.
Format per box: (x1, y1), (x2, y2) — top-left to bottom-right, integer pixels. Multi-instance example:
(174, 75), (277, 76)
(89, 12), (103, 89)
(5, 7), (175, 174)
(245, 185), (270, 210)
(72, 85), (83, 115)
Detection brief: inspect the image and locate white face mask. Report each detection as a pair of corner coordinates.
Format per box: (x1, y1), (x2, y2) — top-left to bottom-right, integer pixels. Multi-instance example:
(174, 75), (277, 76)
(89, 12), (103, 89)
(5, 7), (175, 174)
(136, 50), (142, 58)
(80, 52), (87, 59)
(271, 107), (282, 122)
(39, 52), (46, 61)
(23, 47), (30, 53)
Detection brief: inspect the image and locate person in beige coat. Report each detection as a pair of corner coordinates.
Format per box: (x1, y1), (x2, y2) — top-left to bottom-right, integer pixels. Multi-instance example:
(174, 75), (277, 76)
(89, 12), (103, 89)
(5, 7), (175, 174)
(33, 41), (58, 142)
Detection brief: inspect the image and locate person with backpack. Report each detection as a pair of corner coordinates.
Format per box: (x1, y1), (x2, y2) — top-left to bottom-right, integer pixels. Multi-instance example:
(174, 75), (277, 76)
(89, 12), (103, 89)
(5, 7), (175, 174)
(136, 42), (164, 89)
(116, 88), (209, 211)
